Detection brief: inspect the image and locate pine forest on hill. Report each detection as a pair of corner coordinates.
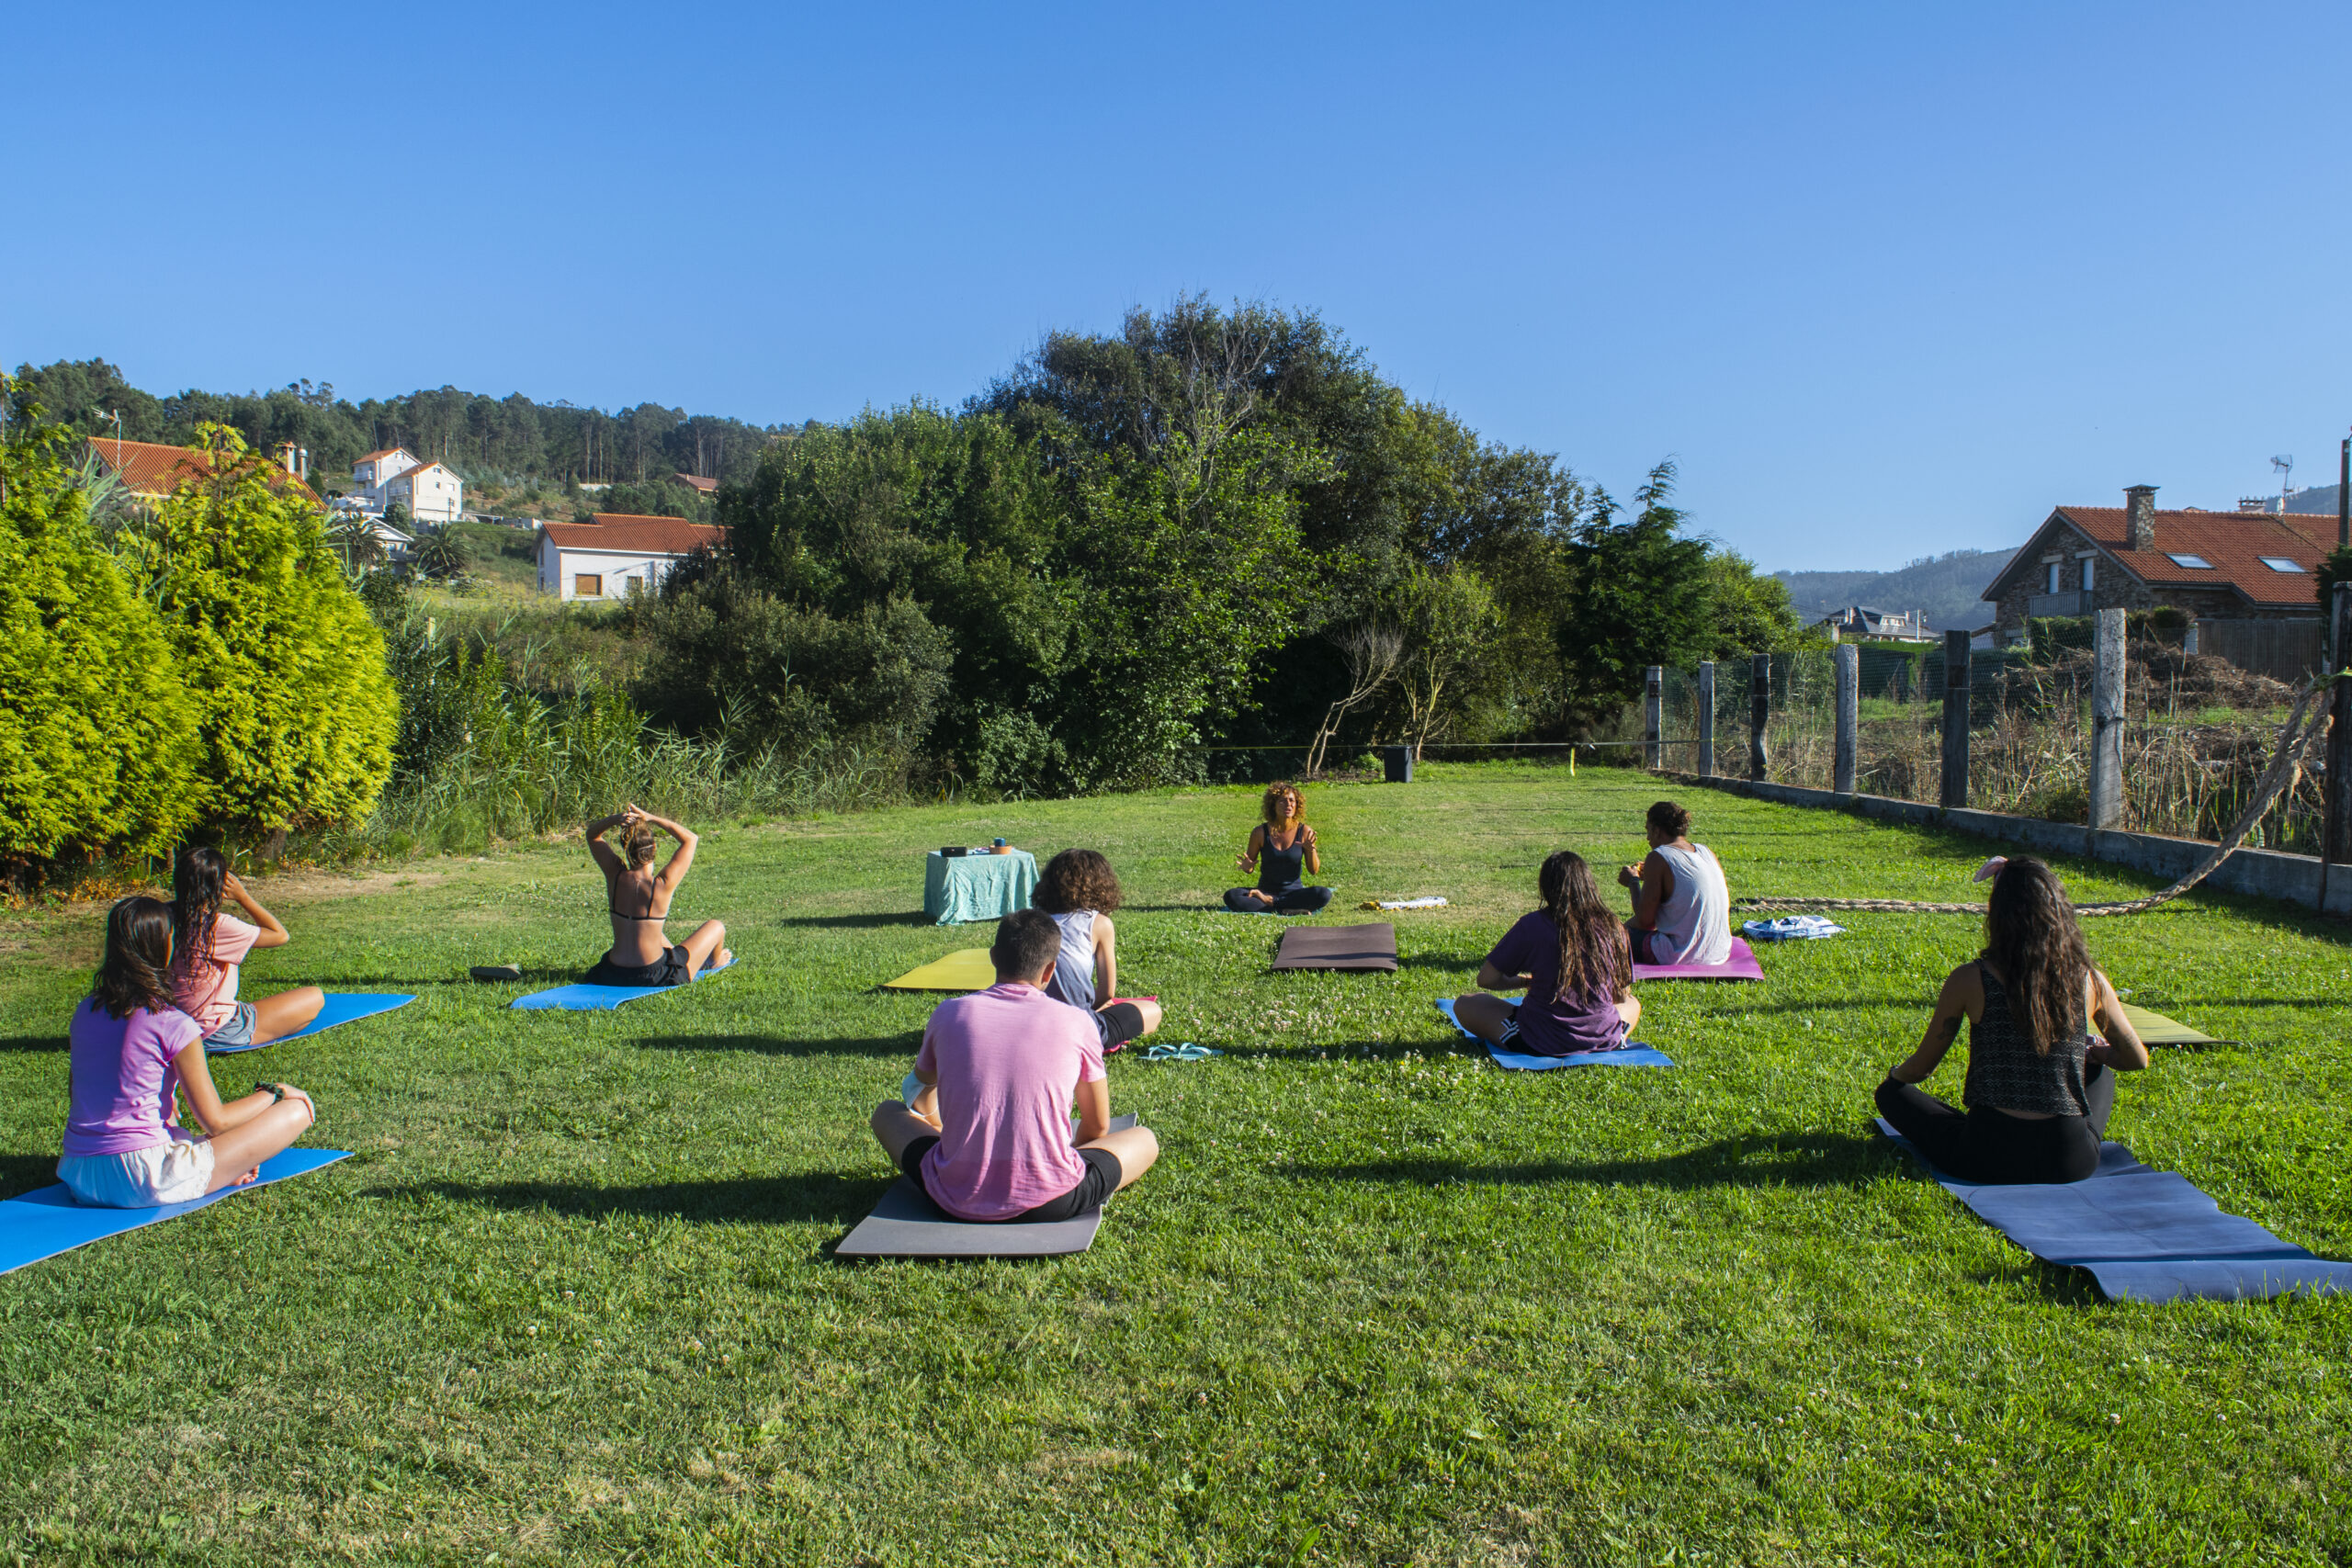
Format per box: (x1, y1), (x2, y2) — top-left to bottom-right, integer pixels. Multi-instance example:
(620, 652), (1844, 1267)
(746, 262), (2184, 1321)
(1773, 546), (2017, 631)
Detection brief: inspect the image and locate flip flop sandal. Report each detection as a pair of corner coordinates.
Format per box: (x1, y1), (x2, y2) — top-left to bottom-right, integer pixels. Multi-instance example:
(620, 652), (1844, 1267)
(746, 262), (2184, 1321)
(469, 964), (523, 982)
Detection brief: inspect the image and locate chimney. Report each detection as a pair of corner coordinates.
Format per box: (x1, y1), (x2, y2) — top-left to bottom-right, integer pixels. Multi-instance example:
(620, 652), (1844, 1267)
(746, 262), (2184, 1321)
(2124, 484), (2157, 550)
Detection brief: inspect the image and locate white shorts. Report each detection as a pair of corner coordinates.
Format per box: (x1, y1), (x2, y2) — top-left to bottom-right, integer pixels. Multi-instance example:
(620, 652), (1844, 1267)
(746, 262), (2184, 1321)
(57, 1139), (216, 1208)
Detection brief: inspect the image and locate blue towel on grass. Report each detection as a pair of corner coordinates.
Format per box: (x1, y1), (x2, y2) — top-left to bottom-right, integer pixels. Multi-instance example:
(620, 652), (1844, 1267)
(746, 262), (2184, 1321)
(1874, 1118), (2351, 1303)
(0, 1149), (351, 1276)
(512, 957), (739, 1012)
(1432, 998), (1674, 1069)
(207, 993), (416, 1055)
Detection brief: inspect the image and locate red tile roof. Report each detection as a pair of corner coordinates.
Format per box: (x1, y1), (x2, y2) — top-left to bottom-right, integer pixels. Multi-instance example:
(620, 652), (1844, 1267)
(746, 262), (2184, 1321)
(673, 472), (719, 494)
(87, 436), (320, 503)
(357, 447), (413, 464)
(2030, 505), (2338, 609)
(542, 514), (726, 556)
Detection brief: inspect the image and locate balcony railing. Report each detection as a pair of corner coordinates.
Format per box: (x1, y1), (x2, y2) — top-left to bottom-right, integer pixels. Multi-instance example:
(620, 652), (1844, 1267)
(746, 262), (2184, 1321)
(2027, 591), (2092, 618)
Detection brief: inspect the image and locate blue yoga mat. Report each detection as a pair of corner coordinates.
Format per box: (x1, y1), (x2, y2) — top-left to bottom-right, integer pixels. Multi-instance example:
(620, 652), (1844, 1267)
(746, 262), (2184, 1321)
(1433, 998), (1675, 1069)
(512, 957), (739, 1012)
(207, 992), (416, 1055)
(0, 1148), (351, 1276)
(1875, 1119), (2352, 1304)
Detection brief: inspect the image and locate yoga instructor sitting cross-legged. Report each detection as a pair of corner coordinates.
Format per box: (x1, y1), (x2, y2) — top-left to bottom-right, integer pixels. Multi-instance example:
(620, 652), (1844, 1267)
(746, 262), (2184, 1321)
(1224, 782), (1333, 914)
(1876, 857), (2149, 1185)
(870, 909), (1159, 1224)
(583, 805), (730, 987)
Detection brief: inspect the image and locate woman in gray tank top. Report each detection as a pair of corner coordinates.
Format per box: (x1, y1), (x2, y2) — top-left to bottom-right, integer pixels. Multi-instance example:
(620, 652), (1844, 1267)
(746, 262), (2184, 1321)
(1032, 850), (1163, 1053)
(1618, 800), (1731, 965)
(1877, 858), (2150, 1184)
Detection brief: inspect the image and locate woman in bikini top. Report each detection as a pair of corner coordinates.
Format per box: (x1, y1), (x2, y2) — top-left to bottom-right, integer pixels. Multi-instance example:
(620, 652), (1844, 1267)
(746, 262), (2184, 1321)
(585, 805), (730, 981)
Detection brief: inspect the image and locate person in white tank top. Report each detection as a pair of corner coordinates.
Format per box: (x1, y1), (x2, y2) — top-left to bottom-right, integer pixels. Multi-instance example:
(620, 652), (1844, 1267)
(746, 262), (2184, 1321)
(1617, 799), (1732, 965)
(1031, 850), (1165, 1053)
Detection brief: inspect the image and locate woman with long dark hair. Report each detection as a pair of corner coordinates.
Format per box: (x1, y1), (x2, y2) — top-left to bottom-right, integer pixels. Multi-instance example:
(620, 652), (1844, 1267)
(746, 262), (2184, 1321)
(583, 804), (729, 986)
(1225, 783), (1333, 914)
(61, 897), (320, 1207)
(170, 848), (324, 1051)
(1453, 850), (1642, 1054)
(1877, 857), (2149, 1184)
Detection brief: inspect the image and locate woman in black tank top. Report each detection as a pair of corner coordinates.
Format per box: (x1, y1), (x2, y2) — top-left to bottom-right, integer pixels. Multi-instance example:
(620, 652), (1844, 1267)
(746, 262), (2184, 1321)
(1224, 782), (1334, 914)
(1876, 857), (2149, 1184)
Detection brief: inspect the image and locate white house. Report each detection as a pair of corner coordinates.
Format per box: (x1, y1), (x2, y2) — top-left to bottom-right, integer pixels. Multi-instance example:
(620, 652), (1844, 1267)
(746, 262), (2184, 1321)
(350, 446), (464, 523)
(537, 513), (725, 601)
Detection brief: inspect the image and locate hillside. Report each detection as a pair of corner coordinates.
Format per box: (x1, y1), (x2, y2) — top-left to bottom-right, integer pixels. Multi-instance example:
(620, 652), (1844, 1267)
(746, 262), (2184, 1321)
(1774, 546), (2016, 630)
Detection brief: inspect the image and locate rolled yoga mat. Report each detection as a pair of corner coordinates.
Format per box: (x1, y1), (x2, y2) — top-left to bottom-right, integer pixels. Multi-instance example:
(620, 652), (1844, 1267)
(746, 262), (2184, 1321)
(837, 1114), (1138, 1259)
(0, 1149), (351, 1276)
(1632, 937), (1764, 983)
(1875, 1119), (2350, 1303)
(207, 993), (417, 1055)
(1433, 998), (1675, 1069)
(1271, 924), (1397, 973)
(511, 957), (738, 1012)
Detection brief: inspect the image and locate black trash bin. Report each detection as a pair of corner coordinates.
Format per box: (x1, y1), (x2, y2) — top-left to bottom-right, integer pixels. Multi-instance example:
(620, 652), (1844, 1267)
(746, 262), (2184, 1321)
(1383, 745), (1413, 784)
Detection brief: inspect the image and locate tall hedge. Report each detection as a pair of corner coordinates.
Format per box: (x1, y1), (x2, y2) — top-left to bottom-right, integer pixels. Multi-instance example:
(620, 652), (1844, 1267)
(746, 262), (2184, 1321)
(0, 421), (199, 862)
(145, 427), (398, 829)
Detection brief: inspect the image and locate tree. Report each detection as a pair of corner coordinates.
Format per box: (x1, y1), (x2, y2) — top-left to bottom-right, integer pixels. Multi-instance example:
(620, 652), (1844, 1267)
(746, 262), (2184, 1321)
(0, 388), (198, 866)
(144, 425), (398, 829)
(330, 510), (385, 571)
(1389, 563), (1504, 758)
(411, 526), (469, 581)
(1699, 548), (1806, 660)
(1303, 621), (1403, 775)
(1550, 462), (1713, 729)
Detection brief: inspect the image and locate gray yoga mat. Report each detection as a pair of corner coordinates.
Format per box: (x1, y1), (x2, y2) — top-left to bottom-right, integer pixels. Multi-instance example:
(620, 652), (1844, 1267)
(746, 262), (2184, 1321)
(1271, 923), (1397, 972)
(838, 1114), (1138, 1259)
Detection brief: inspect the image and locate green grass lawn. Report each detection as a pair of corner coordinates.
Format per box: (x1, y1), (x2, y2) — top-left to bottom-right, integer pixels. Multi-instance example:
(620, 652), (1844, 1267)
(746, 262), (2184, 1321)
(1, 765), (2347, 1565)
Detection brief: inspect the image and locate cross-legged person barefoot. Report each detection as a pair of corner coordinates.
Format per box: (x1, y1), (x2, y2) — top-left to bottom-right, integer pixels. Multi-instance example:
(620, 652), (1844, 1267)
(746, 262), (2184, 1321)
(170, 848), (323, 1050)
(1453, 851), (1641, 1055)
(871, 909), (1159, 1222)
(60, 897), (320, 1208)
(583, 805), (730, 986)
(1224, 782), (1334, 914)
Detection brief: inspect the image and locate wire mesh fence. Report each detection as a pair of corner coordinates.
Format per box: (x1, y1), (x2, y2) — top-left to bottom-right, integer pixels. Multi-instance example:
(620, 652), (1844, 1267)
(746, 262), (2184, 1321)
(1641, 637), (2325, 853)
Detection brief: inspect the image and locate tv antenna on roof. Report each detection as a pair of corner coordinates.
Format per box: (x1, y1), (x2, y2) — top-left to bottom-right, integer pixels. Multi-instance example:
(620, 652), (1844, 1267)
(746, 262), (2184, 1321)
(2271, 454), (2294, 513)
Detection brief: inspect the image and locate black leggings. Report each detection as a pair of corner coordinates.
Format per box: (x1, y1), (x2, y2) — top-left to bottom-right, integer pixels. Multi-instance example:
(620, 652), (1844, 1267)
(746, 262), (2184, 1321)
(1224, 886), (1333, 913)
(1876, 1066), (2115, 1185)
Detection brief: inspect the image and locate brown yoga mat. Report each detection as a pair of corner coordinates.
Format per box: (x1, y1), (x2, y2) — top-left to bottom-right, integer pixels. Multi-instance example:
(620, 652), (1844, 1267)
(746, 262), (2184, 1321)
(1271, 923), (1397, 972)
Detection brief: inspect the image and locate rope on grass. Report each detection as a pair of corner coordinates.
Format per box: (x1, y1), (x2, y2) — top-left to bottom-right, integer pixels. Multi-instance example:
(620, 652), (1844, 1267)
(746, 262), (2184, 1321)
(1732, 674), (2341, 919)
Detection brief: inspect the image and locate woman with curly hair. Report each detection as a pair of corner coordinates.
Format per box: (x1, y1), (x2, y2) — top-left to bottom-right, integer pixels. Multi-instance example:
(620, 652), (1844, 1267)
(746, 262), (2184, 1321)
(1453, 851), (1641, 1055)
(1032, 849), (1162, 1053)
(1877, 856), (2149, 1184)
(1224, 782), (1333, 914)
(169, 848), (324, 1052)
(62, 896), (320, 1208)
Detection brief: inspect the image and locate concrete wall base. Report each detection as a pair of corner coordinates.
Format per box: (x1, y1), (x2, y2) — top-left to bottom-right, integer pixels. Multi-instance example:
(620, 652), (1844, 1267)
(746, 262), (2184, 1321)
(1660, 772), (2352, 919)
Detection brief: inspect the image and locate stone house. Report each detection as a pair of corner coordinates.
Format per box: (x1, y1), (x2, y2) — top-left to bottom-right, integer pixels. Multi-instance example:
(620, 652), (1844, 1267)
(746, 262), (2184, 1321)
(1978, 485), (2338, 681)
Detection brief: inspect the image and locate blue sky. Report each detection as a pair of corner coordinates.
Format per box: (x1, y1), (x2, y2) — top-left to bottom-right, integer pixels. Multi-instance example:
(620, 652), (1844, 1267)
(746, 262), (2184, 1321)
(7, 1), (2349, 569)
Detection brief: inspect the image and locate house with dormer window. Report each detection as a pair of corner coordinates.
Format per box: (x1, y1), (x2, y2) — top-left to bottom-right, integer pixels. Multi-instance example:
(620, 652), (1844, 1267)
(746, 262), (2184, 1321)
(347, 446), (464, 523)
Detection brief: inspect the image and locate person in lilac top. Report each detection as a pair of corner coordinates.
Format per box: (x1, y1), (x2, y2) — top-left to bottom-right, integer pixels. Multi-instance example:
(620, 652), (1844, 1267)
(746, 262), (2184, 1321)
(60, 897), (321, 1209)
(1452, 851), (1642, 1055)
(869, 909), (1160, 1223)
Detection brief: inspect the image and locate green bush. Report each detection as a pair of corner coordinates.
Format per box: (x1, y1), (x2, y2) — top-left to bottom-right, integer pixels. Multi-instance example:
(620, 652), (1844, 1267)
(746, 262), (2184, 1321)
(140, 426), (398, 830)
(0, 412), (198, 863)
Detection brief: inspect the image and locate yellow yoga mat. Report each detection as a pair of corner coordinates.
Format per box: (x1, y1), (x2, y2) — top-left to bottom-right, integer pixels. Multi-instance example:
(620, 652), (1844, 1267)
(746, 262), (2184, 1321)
(882, 948), (996, 991)
(2115, 1002), (2238, 1048)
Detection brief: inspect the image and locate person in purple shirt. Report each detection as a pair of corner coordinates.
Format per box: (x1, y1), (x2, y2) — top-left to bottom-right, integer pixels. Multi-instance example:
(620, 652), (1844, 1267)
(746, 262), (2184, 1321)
(1452, 851), (1642, 1055)
(869, 909), (1159, 1223)
(59, 897), (321, 1209)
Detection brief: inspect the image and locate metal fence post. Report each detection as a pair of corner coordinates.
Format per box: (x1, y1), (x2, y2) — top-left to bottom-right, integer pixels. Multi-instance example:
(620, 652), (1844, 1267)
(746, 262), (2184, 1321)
(1749, 653), (1770, 781)
(2324, 584), (2352, 911)
(1644, 666), (1663, 770)
(2087, 608), (2126, 831)
(1696, 660), (1716, 777)
(1833, 643), (1859, 795)
(1940, 629), (1971, 809)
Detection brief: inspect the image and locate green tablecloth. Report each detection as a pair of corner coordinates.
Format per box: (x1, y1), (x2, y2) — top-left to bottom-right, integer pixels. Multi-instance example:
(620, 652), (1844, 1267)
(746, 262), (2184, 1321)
(924, 850), (1037, 925)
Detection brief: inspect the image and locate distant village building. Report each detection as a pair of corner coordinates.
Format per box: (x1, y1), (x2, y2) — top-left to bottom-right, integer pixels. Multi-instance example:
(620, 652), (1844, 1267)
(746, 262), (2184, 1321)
(347, 447), (464, 524)
(1814, 605), (1928, 642)
(537, 513), (725, 602)
(1978, 484), (2335, 681)
(673, 472), (720, 498)
(85, 435), (320, 504)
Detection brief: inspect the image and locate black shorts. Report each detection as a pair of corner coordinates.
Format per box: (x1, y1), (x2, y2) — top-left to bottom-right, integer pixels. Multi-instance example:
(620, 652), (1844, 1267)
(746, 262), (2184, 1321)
(899, 1135), (1123, 1224)
(585, 944), (695, 987)
(1095, 1001), (1147, 1049)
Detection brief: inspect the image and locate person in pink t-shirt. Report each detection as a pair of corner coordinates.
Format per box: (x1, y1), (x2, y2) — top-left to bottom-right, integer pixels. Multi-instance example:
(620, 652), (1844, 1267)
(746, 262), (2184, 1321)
(59, 897), (321, 1208)
(170, 848), (323, 1051)
(869, 909), (1160, 1223)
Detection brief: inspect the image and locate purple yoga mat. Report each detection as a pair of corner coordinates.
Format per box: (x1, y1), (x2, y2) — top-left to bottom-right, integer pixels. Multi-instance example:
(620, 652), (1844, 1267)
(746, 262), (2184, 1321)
(1632, 935), (1763, 982)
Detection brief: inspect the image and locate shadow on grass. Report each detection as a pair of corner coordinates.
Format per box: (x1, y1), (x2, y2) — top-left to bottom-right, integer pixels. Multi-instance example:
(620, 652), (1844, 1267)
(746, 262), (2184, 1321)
(1281, 1133), (1888, 1191)
(0, 1152), (62, 1199)
(0, 1034), (66, 1055)
(773, 911), (927, 929)
(635, 1032), (915, 1058)
(379, 1171), (880, 1226)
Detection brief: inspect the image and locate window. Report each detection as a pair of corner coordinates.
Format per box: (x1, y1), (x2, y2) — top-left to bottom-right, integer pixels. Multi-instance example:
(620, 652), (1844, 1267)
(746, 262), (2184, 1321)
(2165, 553), (2213, 570)
(2079, 557), (2095, 592)
(2044, 560), (2063, 592)
(2259, 556), (2305, 573)
(575, 573), (603, 598)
